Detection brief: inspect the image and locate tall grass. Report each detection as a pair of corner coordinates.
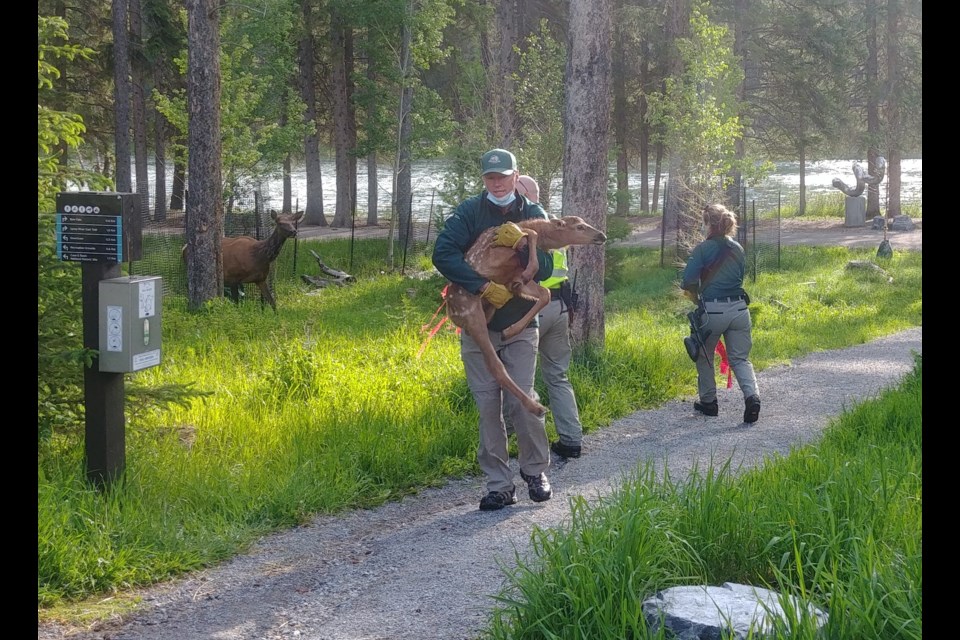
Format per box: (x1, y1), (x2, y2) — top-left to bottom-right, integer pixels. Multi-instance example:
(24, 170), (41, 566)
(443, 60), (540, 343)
(38, 243), (921, 614)
(482, 356), (921, 640)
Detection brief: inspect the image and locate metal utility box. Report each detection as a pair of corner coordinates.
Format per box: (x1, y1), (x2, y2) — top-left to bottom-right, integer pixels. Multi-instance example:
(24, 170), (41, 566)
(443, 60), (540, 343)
(98, 276), (162, 373)
(56, 191), (142, 262)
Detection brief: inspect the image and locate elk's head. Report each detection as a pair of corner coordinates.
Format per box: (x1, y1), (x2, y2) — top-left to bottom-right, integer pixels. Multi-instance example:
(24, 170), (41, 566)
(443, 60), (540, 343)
(271, 210), (306, 239)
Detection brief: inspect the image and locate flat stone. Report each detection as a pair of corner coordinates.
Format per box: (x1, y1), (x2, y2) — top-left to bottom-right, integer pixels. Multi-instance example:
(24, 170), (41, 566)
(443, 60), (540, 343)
(890, 215), (914, 231)
(642, 582), (828, 639)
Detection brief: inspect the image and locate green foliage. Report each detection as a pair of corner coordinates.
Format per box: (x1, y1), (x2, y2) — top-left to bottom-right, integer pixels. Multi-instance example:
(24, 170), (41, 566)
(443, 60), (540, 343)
(38, 241), (921, 611)
(484, 357), (922, 639)
(154, 6), (311, 205)
(37, 15), (111, 212)
(604, 216), (634, 243)
(646, 3), (745, 188)
(37, 214), (89, 441)
(512, 20), (566, 210)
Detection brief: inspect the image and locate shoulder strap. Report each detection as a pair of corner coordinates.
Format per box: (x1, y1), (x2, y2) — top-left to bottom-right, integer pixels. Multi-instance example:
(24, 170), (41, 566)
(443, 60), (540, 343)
(699, 239), (734, 288)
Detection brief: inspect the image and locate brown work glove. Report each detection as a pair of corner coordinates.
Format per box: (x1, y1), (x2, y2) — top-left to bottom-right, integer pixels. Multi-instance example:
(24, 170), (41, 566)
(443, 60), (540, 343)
(479, 281), (512, 308)
(493, 222), (528, 250)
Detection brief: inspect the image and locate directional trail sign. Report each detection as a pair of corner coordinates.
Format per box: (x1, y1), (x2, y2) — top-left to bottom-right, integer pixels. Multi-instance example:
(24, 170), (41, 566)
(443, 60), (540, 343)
(55, 192), (142, 263)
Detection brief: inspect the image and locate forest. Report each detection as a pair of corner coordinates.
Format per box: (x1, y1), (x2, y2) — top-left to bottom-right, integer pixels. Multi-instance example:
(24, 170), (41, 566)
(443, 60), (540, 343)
(38, 0), (922, 223)
(38, 0), (922, 413)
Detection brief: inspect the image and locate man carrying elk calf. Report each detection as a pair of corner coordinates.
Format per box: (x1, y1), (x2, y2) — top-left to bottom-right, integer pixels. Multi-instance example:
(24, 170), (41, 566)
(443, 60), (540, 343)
(432, 148), (555, 511)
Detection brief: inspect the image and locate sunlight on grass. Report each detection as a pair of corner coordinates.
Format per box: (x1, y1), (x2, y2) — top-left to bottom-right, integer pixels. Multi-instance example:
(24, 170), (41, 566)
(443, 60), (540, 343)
(39, 242), (921, 618)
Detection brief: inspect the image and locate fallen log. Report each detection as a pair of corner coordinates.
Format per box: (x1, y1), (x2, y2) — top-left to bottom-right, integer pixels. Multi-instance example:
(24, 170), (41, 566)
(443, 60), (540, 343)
(301, 250), (356, 288)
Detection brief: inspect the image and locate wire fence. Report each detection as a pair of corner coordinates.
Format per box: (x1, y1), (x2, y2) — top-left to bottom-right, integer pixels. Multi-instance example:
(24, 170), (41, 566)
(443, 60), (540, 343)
(129, 191), (439, 302)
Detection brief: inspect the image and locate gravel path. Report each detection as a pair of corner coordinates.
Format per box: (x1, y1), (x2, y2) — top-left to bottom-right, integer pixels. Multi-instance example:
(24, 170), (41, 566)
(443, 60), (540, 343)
(39, 326), (923, 640)
(615, 217), (922, 251)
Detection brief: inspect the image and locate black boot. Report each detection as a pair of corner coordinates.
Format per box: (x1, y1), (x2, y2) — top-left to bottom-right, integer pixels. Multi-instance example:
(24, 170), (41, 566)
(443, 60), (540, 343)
(743, 395), (761, 423)
(694, 399), (718, 416)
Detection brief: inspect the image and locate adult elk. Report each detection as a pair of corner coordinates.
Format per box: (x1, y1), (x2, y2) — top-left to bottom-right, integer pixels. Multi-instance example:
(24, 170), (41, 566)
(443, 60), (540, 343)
(182, 210), (304, 311)
(443, 216), (606, 416)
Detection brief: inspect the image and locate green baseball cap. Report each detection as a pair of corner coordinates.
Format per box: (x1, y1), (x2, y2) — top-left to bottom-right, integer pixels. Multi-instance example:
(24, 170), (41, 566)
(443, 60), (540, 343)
(480, 149), (517, 176)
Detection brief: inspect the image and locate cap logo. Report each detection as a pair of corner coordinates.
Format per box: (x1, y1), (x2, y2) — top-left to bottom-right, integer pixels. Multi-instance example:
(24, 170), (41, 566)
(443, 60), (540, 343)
(489, 154), (501, 164)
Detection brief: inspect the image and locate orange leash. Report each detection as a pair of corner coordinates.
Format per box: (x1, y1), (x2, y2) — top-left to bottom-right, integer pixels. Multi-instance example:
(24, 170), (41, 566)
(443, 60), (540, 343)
(715, 339), (733, 389)
(417, 284), (458, 358)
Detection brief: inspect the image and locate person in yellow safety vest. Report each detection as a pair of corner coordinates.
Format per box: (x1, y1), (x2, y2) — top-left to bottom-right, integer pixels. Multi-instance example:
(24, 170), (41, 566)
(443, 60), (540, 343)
(516, 175), (584, 459)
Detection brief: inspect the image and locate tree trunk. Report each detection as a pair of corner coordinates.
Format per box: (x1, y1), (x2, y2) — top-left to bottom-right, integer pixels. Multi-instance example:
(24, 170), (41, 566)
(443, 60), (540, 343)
(639, 48), (650, 213)
(612, 6), (629, 217)
(170, 152), (186, 211)
(299, 0), (326, 226)
(394, 3), (414, 263)
(112, 0), (132, 193)
(367, 154), (379, 226)
(564, 0), (612, 349)
(280, 94), (292, 214)
(154, 113), (167, 222)
(725, 0), (749, 213)
(798, 144), (807, 216)
(185, 0), (223, 311)
(865, 0), (882, 217)
(652, 142), (663, 215)
(885, 0), (902, 218)
(366, 60), (379, 227)
(283, 153), (293, 214)
(661, 0), (690, 244)
(130, 0), (150, 218)
(330, 7), (356, 228)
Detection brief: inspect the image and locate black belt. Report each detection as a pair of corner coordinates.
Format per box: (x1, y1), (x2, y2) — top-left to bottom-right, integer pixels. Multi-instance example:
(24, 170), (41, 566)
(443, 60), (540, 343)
(550, 288), (562, 300)
(705, 295), (745, 303)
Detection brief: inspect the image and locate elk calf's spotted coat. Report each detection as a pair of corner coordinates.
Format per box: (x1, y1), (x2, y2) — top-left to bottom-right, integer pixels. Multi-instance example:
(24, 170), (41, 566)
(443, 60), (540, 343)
(444, 216), (606, 416)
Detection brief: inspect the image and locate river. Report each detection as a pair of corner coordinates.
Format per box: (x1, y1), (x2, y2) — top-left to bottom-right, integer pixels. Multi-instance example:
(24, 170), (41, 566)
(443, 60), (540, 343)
(143, 157), (922, 221)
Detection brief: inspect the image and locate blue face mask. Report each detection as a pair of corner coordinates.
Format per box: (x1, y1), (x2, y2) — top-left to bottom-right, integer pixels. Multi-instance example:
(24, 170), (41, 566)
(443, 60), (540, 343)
(487, 190), (517, 207)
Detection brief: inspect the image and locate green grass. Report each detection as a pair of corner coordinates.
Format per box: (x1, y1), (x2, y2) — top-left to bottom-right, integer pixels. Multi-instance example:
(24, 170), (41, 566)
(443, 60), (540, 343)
(38, 242), (921, 624)
(758, 190), (923, 221)
(482, 356), (922, 640)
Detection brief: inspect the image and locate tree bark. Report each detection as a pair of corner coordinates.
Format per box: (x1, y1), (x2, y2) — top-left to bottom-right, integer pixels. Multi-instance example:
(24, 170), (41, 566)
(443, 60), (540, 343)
(367, 154), (379, 226)
(366, 61), (378, 226)
(112, 0), (132, 193)
(865, 0), (882, 217)
(330, 7), (356, 228)
(185, 0), (223, 311)
(170, 152), (186, 211)
(661, 0), (690, 243)
(299, 0), (326, 226)
(612, 4), (629, 217)
(885, 0), (902, 217)
(393, 2), (414, 263)
(639, 46), (650, 213)
(564, 0), (612, 349)
(725, 0), (749, 213)
(130, 0), (150, 218)
(154, 113), (167, 222)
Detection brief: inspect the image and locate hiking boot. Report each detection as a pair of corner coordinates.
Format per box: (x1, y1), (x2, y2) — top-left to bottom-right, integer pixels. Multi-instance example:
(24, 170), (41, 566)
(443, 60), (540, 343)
(551, 440), (582, 459)
(743, 395), (761, 424)
(694, 399), (719, 416)
(520, 471), (553, 503)
(479, 489), (518, 511)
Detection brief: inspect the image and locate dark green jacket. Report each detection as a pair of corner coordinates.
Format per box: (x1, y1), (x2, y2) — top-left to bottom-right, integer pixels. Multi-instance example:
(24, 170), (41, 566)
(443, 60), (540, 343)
(681, 235), (747, 300)
(433, 192), (552, 331)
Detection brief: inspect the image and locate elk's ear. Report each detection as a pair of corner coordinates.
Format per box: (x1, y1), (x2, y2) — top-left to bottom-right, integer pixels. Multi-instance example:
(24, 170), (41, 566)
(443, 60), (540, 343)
(271, 209), (279, 221)
(295, 211), (305, 223)
(552, 218), (564, 228)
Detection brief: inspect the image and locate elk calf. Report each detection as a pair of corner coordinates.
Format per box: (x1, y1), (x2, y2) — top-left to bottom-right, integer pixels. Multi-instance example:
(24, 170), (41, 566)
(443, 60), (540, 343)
(182, 210), (304, 311)
(443, 216), (606, 415)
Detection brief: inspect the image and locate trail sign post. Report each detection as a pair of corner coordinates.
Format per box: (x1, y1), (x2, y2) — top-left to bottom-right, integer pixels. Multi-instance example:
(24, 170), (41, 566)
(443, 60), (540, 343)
(56, 192), (143, 488)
